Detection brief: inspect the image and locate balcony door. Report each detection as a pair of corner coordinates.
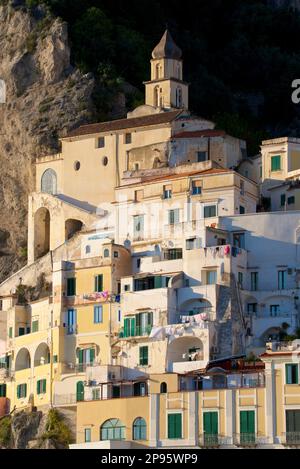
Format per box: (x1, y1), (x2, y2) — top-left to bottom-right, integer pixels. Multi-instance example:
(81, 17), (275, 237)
(203, 412), (218, 446)
(286, 410), (300, 444)
(240, 410), (255, 445)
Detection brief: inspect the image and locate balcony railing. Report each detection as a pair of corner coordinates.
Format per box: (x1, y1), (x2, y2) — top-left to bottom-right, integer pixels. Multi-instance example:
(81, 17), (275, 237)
(233, 433), (257, 447)
(61, 362), (98, 374)
(199, 435), (232, 448)
(119, 325), (152, 339)
(180, 372), (265, 392)
(283, 432), (300, 446)
(266, 341), (300, 353)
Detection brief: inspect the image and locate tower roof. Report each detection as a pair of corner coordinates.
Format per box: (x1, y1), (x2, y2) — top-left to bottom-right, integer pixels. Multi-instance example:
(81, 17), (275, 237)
(152, 29), (182, 60)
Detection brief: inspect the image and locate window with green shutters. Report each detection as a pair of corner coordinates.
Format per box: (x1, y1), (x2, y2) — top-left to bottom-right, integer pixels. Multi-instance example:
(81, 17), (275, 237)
(32, 320), (39, 333)
(17, 383), (27, 399)
(271, 155), (281, 172)
(0, 384), (6, 397)
(203, 412), (218, 446)
(286, 410), (300, 443)
(8, 327), (13, 338)
(67, 277), (76, 296)
(18, 327), (25, 336)
(168, 209), (180, 225)
(286, 364), (299, 384)
(139, 346), (149, 366)
(240, 410), (255, 444)
(37, 379), (46, 395)
(94, 274), (103, 293)
(168, 413), (182, 439)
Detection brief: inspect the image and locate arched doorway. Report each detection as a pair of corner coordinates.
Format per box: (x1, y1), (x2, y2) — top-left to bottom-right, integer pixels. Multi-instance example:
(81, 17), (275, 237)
(65, 219), (83, 241)
(167, 336), (204, 371)
(34, 207), (50, 260)
(15, 348), (31, 371)
(41, 169), (57, 195)
(34, 343), (50, 367)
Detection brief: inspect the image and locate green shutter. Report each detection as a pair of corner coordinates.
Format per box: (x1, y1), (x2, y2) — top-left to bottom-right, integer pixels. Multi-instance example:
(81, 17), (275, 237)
(240, 410), (255, 434)
(43, 379), (46, 393)
(78, 349), (84, 365)
(17, 385), (20, 399)
(37, 380), (40, 394)
(32, 321), (39, 333)
(204, 412), (218, 435)
(95, 275), (103, 293)
(90, 348), (95, 364)
(130, 318), (136, 337)
(24, 383), (27, 398)
(0, 384), (6, 398)
(124, 318), (130, 338)
(67, 278), (76, 296)
(139, 346), (148, 366)
(154, 276), (163, 289)
(271, 155), (281, 171)
(168, 413), (182, 439)
(76, 381), (84, 402)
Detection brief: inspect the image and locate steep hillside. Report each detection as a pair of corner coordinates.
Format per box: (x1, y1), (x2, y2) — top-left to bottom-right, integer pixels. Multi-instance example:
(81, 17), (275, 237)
(0, 1), (95, 283)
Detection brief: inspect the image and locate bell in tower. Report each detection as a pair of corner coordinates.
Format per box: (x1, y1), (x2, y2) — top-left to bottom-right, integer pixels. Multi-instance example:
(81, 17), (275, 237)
(144, 30), (189, 110)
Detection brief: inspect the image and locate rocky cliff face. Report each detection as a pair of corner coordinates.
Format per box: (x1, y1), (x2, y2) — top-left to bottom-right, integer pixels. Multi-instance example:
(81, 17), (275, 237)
(0, 1), (95, 283)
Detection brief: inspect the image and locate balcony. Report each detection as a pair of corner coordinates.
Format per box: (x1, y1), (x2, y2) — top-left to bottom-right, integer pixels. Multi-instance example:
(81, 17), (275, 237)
(283, 432), (300, 446)
(64, 292), (120, 307)
(180, 371), (265, 392)
(233, 433), (257, 447)
(84, 380), (148, 401)
(199, 435), (232, 448)
(266, 341), (300, 353)
(119, 325), (152, 339)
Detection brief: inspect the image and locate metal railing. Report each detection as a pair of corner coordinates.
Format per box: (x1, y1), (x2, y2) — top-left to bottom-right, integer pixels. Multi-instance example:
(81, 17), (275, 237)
(233, 433), (257, 447)
(283, 432), (300, 446)
(199, 435), (232, 448)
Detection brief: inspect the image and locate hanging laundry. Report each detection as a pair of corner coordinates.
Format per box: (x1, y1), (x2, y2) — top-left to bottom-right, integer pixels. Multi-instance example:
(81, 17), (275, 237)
(224, 245), (230, 255)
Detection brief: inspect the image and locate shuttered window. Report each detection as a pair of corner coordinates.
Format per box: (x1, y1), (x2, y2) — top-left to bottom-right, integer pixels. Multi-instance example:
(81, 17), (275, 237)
(271, 155), (281, 172)
(168, 413), (182, 439)
(286, 364), (299, 384)
(32, 320), (39, 333)
(94, 305), (103, 324)
(240, 410), (255, 435)
(67, 278), (76, 296)
(204, 205), (217, 218)
(168, 209), (180, 225)
(37, 379), (46, 395)
(17, 383), (27, 399)
(139, 346), (149, 366)
(94, 274), (103, 293)
(0, 384), (6, 397)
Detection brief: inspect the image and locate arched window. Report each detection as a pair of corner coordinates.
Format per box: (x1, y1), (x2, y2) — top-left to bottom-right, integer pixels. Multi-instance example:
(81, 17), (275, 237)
(155, 63), (160, 80)
(154, 86), (160, 108)
(160, 382), (167, 394)
(85, 245), (91, 254)
(176, 87), (182, 108)
(41, 169), (57, 195)
(103, 248), (110, 258)
(133, 417), (147, 440)
(100, 419), (125, 441)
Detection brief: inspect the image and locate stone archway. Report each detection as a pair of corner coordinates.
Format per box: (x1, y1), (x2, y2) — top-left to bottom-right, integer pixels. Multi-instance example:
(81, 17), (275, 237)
(65, 219), (83, 241)
(34, 207), (50, 260)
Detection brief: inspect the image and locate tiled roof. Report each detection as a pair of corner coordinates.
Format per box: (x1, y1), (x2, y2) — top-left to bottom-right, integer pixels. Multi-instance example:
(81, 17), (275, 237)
(173, 129), (226, 139)
(66, 110), (183, 138)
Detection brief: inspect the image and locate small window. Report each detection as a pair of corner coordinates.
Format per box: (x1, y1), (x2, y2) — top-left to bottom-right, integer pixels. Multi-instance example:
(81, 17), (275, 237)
(251, 272), (258, 291)
(239, 206), (245, 215)
(8, 327), (13, 339)
(114, 251), (119, 258)
(102, 156), (108, 166)
(233, 233), (245, 249)
(247, 303), (257, 313)
(280, 194), (286, 207)
(18, 327), (25, 336)
(139, 346), (149, 366)
(95, 274), (103, 293)
(125, 133), (132, 144)
(278, 270), (287, 290)
(53, 355), (58, 363)
(137, 258), (141, 268)
(134, 163), (139, 171)
(17, 383), (27, 399)
(192, 180), (202, 195)
(103, 248), (110, 258)
(0, 384), (6, 398)
(160, 382), (167, 393)
(207, 270), (217, 285)
(85, 245), (91, 254)
(286, 364), (299, 384)
(124, 284), (130, 292)
(168, 209), (180, 225)
(94, 305), (103, 324)
(238, 272), (244, 289)
(74, 161), (81, 171)
(270, 305), (280, 316)
(288, 196), (295, 205)
(32, 320), (39, 333)
(204, 205), (217, 218)
(36, 379), (46, 395)
(271, 155), (281, 172)
(133, 417), (147, 441)
(197, 151), (208, 163)
(240, 180), (245, 195)
(97, 137), (105, 148)
(85, 428), (92, 443)
(163, 185), (172, 199)
(67, 278), (76, 297)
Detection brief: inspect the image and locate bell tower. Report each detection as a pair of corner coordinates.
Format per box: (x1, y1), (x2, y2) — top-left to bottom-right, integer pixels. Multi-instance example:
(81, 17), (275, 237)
(144, 30), (189, 110)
